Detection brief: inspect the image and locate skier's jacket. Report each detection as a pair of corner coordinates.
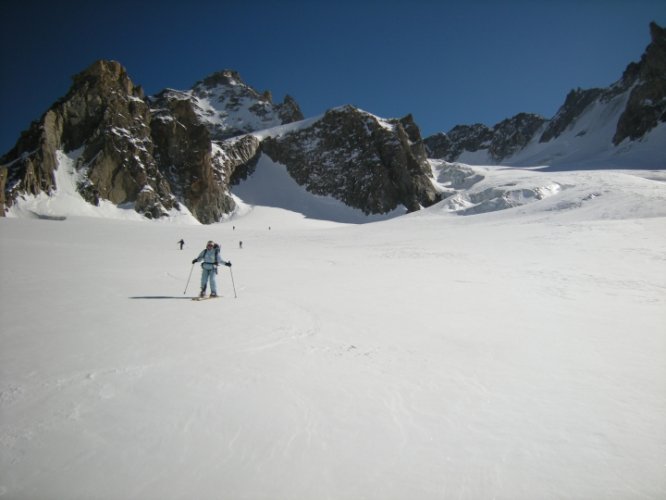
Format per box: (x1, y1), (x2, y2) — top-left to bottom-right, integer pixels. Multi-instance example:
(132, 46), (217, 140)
(194, 245), (223, 271)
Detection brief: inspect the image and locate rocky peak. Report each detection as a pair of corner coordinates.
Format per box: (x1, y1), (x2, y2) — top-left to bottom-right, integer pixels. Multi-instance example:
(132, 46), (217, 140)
(613, 21), (666, 145)
(261, 105), (439, 214)
(278, 94), (304, 124)
(185, 69), (304, 140)
(70, 60), (142, 98)
(491, 113), (547, 159)
(646, 21), (666, 77)
(196, 69), (244, 89)
(539, 88), (602, 143)
(543, 22), (665, 147)
(149, 89), (240, 223)
(1, 61), (302, 221)
(424, 124), (493, 162)
(1, 59), (175, 218)
(424, 113), (545, 164)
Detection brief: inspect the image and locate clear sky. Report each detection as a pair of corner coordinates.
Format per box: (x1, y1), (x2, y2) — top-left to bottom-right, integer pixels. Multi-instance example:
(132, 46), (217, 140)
(1, 0), (665, 155)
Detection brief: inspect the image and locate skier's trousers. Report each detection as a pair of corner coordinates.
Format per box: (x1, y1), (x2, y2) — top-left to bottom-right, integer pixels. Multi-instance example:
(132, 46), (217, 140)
(200, 267), (218, 294)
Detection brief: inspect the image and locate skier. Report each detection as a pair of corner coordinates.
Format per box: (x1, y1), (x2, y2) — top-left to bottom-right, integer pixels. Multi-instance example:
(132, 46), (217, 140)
(192, 240), (231, 298)
(178, 239), (185, 250)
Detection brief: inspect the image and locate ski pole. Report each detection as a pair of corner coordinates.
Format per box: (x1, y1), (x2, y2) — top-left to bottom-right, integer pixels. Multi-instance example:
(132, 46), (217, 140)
(183, 262), (195, 295)
(229, 266), (237, 298)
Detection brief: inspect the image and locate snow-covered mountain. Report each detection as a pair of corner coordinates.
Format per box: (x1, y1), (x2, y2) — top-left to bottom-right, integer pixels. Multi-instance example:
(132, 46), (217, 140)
(0, 62), (308, 223)
(151, 70), (303, 143)
(0, 63), (434, 222)
(2, 22), (665, 500)
(424, 21), (666, 169)
(256, 105), (439, 214)
(186, 70), (302, 140)
(1, 22), (664, 223)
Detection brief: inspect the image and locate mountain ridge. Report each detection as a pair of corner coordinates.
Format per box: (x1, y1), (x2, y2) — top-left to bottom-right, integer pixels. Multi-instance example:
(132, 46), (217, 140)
(1, 23), (664, 222)
(423, 21), (665, 167)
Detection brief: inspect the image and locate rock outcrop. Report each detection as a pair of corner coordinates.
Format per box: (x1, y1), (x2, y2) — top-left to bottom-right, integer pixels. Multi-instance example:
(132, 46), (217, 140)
(613, 22), (666, 144)
(2, 60), (175, 218)
(188, 70), (304, 140)
(150, 89), (234, 223)
(539, 88), (602, 144)
(424, 113), (546, 163)
(261, 106), (440, 214)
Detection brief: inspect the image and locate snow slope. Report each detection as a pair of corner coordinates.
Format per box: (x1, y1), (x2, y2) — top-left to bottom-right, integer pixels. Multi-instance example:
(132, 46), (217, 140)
(456, 92), (666, 170)
(231, 154), (406, 224)
(1, 160), (665, 499)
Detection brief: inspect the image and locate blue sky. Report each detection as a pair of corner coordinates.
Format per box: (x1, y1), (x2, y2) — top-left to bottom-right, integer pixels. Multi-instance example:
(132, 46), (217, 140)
(1, 0), (665, 155)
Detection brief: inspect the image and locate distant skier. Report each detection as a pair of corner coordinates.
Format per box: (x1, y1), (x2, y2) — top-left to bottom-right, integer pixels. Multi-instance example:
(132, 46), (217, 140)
(239, 241), (243, 249)
(192, 240), (231, 298)
(178, 239), (185, 250)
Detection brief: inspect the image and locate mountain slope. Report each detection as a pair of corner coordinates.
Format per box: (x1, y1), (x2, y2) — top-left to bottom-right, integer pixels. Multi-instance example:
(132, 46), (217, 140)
(258, 106), (440, 214)
(424, 22), (666, 169)
(1, 23), (664, 223)
(186, 70), (303, 140)
(0, 64), (304, 223)
(0, 61), (177, 218)
(1, 66), (437, 222)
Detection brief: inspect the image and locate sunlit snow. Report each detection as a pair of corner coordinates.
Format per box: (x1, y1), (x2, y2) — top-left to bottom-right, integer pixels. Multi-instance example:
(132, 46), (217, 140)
(1, 150), (665, 498)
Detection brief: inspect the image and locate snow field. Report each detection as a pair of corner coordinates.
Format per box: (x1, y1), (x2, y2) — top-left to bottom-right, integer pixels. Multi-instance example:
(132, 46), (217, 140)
(2, 170), (666, 499)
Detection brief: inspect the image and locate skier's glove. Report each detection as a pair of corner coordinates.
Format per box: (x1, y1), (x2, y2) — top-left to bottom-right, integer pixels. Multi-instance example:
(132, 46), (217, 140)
(225, 262), (232, 267)
(192, 259), (198, 264)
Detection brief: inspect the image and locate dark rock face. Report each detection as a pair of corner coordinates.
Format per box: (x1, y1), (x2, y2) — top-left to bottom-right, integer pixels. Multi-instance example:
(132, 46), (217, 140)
(424, 114), (545, 163)
(492, 113), (547, 158)
(613, 22), (666, 145)
(422, 132), (452, 161)
(278, 95), (305, 125)
(2, 60), (175, 218)
(226, 135), (263, 184)
(261, 106), (440, 214)
(424, 124), (494, 162)
(539, 88), (602, 144)
(149, 90), (233, 223)
(2, 116), (60, 201)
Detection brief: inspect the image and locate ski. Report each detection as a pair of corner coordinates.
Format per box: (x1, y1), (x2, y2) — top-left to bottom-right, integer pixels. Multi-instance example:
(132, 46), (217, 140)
(192, 296), (220, 301)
